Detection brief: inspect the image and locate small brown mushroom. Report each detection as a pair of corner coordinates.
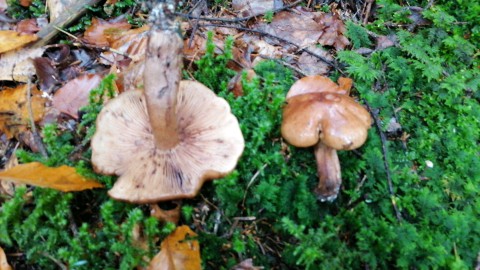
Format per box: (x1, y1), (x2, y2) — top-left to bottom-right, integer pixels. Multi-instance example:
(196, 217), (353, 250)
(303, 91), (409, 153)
(91, 4), (244, 203)
(281, 76), (371, 201)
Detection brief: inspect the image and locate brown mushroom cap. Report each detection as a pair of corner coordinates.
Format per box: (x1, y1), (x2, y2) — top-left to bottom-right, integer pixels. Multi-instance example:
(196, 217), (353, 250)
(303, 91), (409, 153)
(285, 75), (351, 99)
(91, 80), (244, 203)
(281, 92), (371, 150)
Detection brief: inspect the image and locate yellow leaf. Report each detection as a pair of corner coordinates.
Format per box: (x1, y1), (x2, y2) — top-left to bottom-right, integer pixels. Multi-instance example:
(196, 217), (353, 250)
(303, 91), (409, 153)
(148, 226), (201, 270)
(0, 30), (37, 54)
(0, 84), (45, 138)
(0, 246), (12, 270)
(0, 162), (103, 192)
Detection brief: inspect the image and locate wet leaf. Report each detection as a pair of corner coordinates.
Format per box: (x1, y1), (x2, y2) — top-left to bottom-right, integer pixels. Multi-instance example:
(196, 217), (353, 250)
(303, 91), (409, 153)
(0, 162), (103, 192)
(0, 246), (12, 270)
(52, 74), (102, 119)
(148, 226), (201, 270)
(83, 17), (131, 47)
(0, 30), (38, 53)
(0, 84), (46, 139)
(0, 47), (45, 81)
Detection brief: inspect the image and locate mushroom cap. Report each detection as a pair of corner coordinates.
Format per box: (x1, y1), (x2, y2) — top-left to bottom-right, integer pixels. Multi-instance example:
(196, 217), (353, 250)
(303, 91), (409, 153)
(285, 75), (351, 99)
(281, 92), (371, 150)
(91, 80), (244, 203)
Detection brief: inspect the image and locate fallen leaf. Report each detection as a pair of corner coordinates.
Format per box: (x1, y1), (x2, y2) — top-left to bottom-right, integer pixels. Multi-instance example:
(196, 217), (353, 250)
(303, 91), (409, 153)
(0, 30), (38, 53)
(0, 162), (103, 192)
(15, 19), (41, 34)
(0, 47), (46, 82)
(52, 74), (102, 119)
(228, 69), (256, 97)
(47, 0), (76, 22)
(232, 0), (275, 17)
(0, 152), (23, 197)
(375, 34), (397, 50)
(315, 12), (350, 50)
(148, 226), (201, 270)
(0, 246), (12, 270)
(33, 57), (60, 92)
(83, 17), (131, 47)
(0, 84), (46, 139)
(19, 0), (31, 7)
(297, 45), (333, 75)
(256, 11), (323, 49)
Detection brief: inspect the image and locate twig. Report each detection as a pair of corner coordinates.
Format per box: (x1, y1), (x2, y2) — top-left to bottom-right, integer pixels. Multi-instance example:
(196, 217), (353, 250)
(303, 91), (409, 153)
(26, 80), (48, 158)
(40, 252), (68, 270)
(364, 100), (403, 222)
(175, 0), (303, 23)
(198, 23), (343, 73)
(241, 164), (268, 208)
(362, 0), (374, 25)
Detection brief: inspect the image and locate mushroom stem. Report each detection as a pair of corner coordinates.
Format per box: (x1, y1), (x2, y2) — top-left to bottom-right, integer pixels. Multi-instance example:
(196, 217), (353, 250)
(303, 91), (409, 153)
(313, 142), (342, 202)
(144, 29), (183, 150)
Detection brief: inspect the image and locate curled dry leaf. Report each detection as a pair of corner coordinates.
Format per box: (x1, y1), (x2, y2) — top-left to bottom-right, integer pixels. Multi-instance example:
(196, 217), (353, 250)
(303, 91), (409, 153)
(0, 162), (103, 192)
(315, 12), (350, 50)
(52, 74), (103, 119)
(148, 226), (201, 270)
(0, 84), (45, 139)
(33, 57), (60, 92)
(0, 30), (38, 53)
(83, 17), (131, 47)
(0, 246), (12, 270)
(0, 47), (45, 82)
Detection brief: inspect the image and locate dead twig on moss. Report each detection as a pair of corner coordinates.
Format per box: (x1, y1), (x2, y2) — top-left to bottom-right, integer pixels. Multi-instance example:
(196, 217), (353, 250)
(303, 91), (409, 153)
(198, 23), (344, 73)
(26, 80), (48, 158)
(364, 100), (403, 222)
(176, 0), (303, 23)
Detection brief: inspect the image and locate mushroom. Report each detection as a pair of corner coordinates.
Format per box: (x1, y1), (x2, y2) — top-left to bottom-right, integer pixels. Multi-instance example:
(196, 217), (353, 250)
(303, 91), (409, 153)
(281, 75), (371, 202)
(91, 3), (244, 203)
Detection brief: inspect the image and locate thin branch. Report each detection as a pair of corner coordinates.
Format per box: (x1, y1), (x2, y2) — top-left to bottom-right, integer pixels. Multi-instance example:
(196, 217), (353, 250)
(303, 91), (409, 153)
(175, 0), (303, 23)
(364, 100), (403, 222)
(26, 80), (48, 158)
(242, 164), (268, 208)
(198, 23), (344, 73)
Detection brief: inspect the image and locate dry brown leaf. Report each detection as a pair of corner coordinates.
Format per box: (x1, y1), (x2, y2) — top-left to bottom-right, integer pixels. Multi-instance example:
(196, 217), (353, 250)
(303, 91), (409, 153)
(0, 152), (23, 197)
(0, 162), (103, 192)
(297, 45), (333, 75)
(0, 30), (38, 54)
(232, 258), (263, 270)
(0, 47), (45, 81)
(83, 17), (131, 47)
(148, 226), (201, 270)
(19, 0), (31, 7)
(228, 69), (256, 97)
(52, 74), (102, 119)
(0, 246), (12, 270)
(315, 13), (350, 50)
(16, 19), (41, 34)
(0, 84), (46, 139)
(256, 11), (323, 49)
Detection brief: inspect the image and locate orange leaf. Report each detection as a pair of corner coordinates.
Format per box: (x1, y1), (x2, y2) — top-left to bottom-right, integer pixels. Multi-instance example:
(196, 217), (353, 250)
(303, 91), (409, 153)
(0, 84), (45, 138)
(83, 17), (131, 47)
(0, 162), (103, 192)
(0, 246), (12, 270)
(0, 30), (38, 54)
(52, 74), (103, 119)
(148, 226), (201, 270)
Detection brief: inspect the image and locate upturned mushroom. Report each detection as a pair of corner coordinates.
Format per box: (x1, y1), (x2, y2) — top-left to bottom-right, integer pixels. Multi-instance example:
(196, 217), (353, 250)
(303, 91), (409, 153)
(90, 2), (244, 203)
(281, 75), (371, 202)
